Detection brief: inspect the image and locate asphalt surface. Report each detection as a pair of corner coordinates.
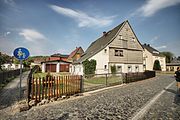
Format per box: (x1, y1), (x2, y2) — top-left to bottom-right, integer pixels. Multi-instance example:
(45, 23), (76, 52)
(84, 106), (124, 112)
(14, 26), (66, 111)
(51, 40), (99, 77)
(0, 74), (179, 120)
(0, 71), (29, 112)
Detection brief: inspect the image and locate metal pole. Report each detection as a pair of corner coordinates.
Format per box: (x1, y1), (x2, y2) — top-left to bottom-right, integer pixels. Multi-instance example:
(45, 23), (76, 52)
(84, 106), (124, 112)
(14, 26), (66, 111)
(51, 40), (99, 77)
(19, 60), (23, 100)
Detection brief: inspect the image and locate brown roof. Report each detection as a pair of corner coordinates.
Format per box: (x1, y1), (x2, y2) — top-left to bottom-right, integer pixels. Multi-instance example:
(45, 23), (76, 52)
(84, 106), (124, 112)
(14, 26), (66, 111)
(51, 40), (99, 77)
(68, 47), (84, 59)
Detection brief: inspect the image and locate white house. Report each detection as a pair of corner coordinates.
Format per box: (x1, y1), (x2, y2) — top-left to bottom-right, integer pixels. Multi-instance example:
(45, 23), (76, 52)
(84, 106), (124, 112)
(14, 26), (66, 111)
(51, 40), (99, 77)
(143, 44), (166, 71)
(71, 20), (144, 75)
(1, 63), (24, 70)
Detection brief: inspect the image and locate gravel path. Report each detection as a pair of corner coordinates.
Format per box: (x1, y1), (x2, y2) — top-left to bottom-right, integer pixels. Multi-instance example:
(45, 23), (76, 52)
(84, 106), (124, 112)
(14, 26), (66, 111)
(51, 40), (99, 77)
(0, 71), (29, 110)
(0, 74), (176, 120)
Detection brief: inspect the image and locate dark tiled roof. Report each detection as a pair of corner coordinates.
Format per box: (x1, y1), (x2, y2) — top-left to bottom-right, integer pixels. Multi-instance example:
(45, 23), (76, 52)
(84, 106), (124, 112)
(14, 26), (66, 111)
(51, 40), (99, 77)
(166, 63), (180, 66)
(75, 21), (126, 63)
(142, 44), (164, 57)
(51, 54), (69, 58)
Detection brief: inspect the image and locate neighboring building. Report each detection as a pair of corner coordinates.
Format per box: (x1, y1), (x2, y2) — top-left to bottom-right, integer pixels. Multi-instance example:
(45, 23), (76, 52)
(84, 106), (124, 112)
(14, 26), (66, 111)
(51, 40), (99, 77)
(166, 57), (180, 71)
(143, 44), (166, 71)
(71, 20), (144, 75)
(1, 63), (24, 70)
(41, 54), (70, 73)
(68, 47), (84, 62)
(41, 60), (71, 73)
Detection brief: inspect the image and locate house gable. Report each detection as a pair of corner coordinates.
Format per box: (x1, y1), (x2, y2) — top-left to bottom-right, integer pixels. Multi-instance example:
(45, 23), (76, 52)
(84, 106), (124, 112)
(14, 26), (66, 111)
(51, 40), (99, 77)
(109, 21), (143, 50)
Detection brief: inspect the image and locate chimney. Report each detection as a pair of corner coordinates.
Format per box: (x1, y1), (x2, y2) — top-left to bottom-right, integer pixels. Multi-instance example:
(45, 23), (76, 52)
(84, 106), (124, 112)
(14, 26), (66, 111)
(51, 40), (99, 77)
(103, 31), (106, 36)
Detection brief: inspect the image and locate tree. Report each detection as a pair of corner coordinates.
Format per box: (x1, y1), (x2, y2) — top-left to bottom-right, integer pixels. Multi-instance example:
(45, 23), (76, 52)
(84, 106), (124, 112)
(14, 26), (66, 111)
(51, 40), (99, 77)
(0, 52), (12, 70)
(160, 51), (174, 63)
(111, 65), (116, 74)
(153, 60), (161, 71)
(82, 59), (96, 75)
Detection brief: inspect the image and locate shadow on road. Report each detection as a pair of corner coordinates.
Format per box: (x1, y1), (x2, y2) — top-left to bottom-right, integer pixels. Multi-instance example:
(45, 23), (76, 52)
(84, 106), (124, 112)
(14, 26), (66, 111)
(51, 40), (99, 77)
(165, 88), (177, 94)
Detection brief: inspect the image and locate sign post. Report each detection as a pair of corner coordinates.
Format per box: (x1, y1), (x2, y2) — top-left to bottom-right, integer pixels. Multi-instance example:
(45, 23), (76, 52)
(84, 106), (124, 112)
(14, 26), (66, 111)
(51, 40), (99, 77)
(13, 47), (30, 100)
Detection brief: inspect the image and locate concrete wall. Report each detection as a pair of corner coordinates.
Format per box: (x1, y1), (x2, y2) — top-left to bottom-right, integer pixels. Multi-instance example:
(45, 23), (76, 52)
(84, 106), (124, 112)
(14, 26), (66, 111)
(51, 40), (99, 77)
(143, 49), (166, 71)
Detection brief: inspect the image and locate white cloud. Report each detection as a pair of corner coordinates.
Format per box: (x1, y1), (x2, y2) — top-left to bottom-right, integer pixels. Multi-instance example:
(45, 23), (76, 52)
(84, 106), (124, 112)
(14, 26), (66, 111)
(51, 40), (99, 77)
(155, 45), (167, 50)
(6, 31), (11, 35)
(49, 5), (115, 28)
(19, 29), (46, 42)
(150, 36), (159, 44)
(4, 0), (16, 7)
(133, 0), (180, 17)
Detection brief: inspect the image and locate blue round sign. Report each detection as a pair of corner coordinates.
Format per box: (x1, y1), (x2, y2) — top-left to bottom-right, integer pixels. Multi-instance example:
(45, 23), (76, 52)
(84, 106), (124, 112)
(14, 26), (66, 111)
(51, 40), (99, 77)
(13, 47), (30, 60)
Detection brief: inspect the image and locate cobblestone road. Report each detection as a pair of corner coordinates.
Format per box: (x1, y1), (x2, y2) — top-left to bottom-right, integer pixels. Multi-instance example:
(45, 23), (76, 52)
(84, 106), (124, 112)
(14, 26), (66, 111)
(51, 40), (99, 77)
(1, 74), (179, 120)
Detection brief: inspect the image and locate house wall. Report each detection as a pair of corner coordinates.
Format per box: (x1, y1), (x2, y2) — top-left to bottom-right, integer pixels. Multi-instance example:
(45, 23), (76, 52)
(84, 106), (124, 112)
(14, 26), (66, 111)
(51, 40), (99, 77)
(70, 64), (83, 75)
(152, 56), (166, 71)
(41, 61), (70, 73)
(109, 22), (143, 64)
(143, 49), (154, 71)
(89, 46), (109, 74)
(143, 49), (166, 71)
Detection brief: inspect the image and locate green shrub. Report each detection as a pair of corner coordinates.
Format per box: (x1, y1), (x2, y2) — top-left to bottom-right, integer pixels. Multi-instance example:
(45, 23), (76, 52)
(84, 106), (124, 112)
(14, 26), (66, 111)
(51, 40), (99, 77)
(83, 59), (96, 75)
(111, 65), (116, 74)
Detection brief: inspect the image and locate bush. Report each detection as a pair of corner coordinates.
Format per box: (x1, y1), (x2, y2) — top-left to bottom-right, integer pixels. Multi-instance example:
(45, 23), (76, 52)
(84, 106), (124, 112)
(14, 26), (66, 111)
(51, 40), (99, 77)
(83, 59), (96, 75)
(111, 65), (116, 74)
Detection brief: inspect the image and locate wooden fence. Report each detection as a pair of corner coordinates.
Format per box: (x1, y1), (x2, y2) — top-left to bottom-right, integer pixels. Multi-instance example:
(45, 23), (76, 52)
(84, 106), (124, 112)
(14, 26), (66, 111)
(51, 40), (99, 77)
(28, 75), (82, 102)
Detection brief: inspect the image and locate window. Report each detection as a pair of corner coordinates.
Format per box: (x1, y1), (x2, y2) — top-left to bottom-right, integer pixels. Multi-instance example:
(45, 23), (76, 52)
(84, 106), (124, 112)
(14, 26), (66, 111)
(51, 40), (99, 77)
(132, 37), (135, 42)
(104, 65), (107, 69)
(117, 66), (122, 72)
(104, 49), (107, 53)
(135, 66), (139, 72)
(119, 35), (123, 40)
(128, 66), (132, 72)
(115, 50), (123, 56)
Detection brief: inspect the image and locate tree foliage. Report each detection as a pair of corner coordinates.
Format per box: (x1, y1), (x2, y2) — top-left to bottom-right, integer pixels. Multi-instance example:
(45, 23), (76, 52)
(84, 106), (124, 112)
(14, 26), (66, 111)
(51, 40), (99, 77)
(160, 51), (174, 63)
(82, 59), (96, 75)
(153, 60), (161, 71)
(0, 52), (12, 70)
(111, 65), (116, 74)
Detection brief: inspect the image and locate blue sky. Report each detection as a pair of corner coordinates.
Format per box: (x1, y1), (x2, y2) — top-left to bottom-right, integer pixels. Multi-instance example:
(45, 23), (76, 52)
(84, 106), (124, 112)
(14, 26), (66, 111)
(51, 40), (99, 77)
(0, 0), (180, 56)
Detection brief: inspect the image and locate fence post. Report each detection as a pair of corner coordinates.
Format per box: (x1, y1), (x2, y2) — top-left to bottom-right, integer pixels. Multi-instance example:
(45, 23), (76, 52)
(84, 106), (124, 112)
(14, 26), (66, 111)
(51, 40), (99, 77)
(105, 74), (108, 86)
(80, 75), (84, 93)
(125, 73), (128, 83)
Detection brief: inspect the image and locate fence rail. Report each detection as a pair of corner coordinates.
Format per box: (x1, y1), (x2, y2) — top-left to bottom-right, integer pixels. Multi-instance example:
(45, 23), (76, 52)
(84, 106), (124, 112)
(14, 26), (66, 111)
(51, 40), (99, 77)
(28, 75), (82, 103)
(83, 71), (156, 92)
